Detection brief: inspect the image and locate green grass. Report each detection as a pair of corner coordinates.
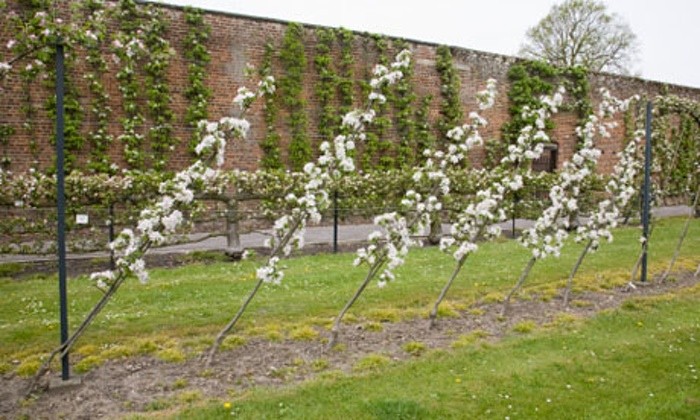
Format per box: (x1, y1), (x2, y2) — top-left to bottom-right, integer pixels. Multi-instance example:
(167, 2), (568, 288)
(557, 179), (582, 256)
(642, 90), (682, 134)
(0, 218), (698, 373)
(179, 284), (700, 419)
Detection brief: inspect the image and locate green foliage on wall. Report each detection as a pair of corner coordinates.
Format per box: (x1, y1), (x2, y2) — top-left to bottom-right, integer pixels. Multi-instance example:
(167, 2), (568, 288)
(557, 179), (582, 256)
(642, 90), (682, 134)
(561, 66), (592, 121)
(259, 43), (282, 170)
(392, 39), (417, 168)
(45, 65), (84, 174)
(314, 28), (337, 143)
(369, 34), (394, 170)
(280, 22), (311, 171)
(502, 60), (557, 148)
(115, 0), (145, 169)
(435, 45), (463, 143)
(20, 73), (39, 167)
(79, 0), (113, 174)
(183, 6), (212, 157)
(0, 124), (14, 169)
(502, 60), (593, 158)
(414, 95), (436, 155)
(668, 115), (698, 194)
(653, 97), (700, 199)
(143, 5), (175, 171)
(5, 0), (84, 172)
(336, 27), (355, 117)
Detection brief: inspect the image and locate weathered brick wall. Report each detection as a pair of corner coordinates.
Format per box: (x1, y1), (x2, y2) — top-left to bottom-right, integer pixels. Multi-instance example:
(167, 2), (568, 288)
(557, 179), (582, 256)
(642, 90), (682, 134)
(2, 2), (699, 175)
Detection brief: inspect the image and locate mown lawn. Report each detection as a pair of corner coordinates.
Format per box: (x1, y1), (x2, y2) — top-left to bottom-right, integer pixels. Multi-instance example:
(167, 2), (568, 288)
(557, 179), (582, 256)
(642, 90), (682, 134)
(0, 217), (698, 377)
(177, 283), (700, 419)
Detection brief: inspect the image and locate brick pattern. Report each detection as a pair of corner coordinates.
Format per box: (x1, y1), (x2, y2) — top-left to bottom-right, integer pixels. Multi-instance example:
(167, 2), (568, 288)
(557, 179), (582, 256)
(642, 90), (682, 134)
(1, 2), (699, 175)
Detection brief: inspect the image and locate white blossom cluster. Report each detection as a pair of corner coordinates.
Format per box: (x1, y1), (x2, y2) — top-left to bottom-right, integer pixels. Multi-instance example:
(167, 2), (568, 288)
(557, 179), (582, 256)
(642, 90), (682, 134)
(2, 8), (60, 79)
(195, 117), (251, 167)
(354, 79), (498, 286)
(520, 89), (634, 259)
(233, 74), (275, 109)
(111, 36), (146, 62)
(90, 78), (260, 289)
(256, 50), (412, 284)
(575, 130), (642, 248)
(0, 61), (10, 78)
(502, 87), (565, 165)
(354, 213), (412, 287)
(440, 89), (564, 262)
(255, 256), (283, 285)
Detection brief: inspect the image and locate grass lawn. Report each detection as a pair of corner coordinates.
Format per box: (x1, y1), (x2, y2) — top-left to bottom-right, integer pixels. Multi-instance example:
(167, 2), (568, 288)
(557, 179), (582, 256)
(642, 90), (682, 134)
(0, 217), (698, 378)
(177, 283), (700, 419)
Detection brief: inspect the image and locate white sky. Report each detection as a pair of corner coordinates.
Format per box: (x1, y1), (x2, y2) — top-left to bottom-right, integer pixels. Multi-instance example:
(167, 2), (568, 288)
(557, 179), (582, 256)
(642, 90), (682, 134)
(158, 0), (700, 89)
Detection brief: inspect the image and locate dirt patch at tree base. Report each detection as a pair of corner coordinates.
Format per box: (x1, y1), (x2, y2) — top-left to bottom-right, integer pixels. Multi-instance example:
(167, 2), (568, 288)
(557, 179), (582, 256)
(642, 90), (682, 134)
(1, 271), (698, 419)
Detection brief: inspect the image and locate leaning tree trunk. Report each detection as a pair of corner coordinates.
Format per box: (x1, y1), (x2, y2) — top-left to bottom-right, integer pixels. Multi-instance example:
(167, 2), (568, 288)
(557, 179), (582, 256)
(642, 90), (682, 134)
(27, 274), (128, 396)
(328, 255), (386, 348)
(204, 215), (303, 367)
(563, 239), (593, 306)
(204, 276), (264, 366)
(658, 186), (700, 283)
(328, 184), (442, 346)
(26, 237), (152, 396)
(428, 255), (468, 329)
(502, 256), (537, 315)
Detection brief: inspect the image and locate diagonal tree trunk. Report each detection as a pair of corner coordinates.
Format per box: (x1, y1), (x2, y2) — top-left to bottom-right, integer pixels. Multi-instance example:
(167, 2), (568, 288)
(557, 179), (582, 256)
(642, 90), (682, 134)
(428, 255), (468, 329)
(27, 273), (128, 396)
(658, 186), (700, 283)
(328, 203), (434, 347)
(328, 255), (386, 348)
(563, 239), (593, 306)
(502, 256), (537, 315)
(205, 215), (303, 366)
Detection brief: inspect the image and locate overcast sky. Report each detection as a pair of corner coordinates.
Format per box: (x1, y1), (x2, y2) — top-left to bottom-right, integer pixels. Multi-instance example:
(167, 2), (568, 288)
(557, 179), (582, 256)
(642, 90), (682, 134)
(158, 0), (700, 89)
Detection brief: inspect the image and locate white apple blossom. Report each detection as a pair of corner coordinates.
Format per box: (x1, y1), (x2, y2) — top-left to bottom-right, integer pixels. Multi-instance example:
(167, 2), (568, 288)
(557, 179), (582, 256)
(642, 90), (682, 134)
(354, 78), (499, 288)
(520, 89), (635, 260)
(256, 50), (413, 284)
(575, 130), (642, 249)
(90, 74), (265, 288)
(440, 88), (565, 263)
(233, 86), (256, 109)
(0, 61), (10, 78)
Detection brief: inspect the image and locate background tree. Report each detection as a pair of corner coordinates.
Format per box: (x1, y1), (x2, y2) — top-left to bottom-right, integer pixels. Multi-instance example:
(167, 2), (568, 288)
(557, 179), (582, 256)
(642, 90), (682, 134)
(519, 0), (638, 74)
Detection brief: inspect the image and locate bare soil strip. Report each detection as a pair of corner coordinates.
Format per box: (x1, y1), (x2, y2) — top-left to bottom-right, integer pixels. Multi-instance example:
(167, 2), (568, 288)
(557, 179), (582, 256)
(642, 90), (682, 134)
(1, 271), (698, 419)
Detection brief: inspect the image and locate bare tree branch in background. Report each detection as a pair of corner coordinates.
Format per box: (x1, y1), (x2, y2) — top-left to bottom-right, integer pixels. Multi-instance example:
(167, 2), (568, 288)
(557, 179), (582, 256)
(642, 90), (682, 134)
(519, 0), (638, 74)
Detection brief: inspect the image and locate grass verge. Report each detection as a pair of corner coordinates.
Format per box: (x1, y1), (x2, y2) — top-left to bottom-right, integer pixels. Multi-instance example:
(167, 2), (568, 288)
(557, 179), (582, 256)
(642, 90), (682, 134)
(178, 284), (700, 419)
(0, 218), (698, 375)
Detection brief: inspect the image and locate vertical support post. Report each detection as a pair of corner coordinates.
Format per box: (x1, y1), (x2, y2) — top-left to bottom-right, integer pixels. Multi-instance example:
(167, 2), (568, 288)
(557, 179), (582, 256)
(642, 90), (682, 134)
(108, 203), (115, 270)
(641, 101), (652, 283)
(55, 39), (70, 380)
(333, 190), (339, 253)
(511, 193), (517, 239)
(225, 198), (242, 254)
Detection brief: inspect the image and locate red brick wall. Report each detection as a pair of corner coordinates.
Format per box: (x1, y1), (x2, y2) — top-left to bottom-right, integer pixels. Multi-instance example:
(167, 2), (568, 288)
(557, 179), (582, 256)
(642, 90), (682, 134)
(2, 2), (699, 175)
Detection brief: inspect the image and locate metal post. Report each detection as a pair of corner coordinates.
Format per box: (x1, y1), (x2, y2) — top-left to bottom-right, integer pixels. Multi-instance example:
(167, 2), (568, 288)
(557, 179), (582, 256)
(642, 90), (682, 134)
(512, 193), (517, 239)
(108, 203), (115, 270)
(333, 190), (339, 253)
(55, 39), (70, 380)
(641, 101), (652, 283)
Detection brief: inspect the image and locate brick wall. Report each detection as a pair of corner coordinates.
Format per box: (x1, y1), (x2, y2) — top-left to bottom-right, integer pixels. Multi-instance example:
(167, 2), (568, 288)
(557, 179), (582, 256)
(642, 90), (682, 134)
(2, 1), (699, 175)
